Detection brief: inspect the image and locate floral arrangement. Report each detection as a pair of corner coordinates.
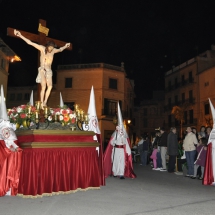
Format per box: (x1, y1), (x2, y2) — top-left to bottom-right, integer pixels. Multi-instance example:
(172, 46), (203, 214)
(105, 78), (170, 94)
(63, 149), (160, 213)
(49, 105), (76, 126)
(7, 104), (77, 129)
(8, 104), (37, 125)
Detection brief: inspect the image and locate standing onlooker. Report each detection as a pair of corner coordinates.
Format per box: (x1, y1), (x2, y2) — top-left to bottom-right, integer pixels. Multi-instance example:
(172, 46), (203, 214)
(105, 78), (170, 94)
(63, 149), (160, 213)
(191, 138), (208, 180)
(159, 127), (168, 171)
(183, 126), (198, 177)
(150, 146), (158, 169)
(152, 131), (162, 170)
(205, 126), (212, 140)
(167, 127), (178, 173)
(192, 127), (198, 141)
(140, 135), (149, 166)
(198, 126), (206, 139)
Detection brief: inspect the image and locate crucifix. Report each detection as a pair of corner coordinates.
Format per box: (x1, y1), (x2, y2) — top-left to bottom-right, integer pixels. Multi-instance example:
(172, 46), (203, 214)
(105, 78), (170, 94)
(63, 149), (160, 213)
(7, 19), (72, 106)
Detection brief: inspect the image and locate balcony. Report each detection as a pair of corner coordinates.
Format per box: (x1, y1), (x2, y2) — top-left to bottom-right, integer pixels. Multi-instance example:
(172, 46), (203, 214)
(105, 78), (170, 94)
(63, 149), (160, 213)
(165, 78), (195, 92)
(164, 98), (196, 112)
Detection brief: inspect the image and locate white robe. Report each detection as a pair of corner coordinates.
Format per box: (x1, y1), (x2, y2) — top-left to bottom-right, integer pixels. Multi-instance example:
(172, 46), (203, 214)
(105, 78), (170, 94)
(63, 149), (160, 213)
(110, 131), (131, 176)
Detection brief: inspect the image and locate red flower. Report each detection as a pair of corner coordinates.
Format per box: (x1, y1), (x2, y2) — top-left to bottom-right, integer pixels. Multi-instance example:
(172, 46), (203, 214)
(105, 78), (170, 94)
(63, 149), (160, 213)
(31, 106), (36, 112)
(71, 118), (76, 124)
(20, 113), (27, 119)
(62, 109), (68, 115)
(63, 115), (70, 122)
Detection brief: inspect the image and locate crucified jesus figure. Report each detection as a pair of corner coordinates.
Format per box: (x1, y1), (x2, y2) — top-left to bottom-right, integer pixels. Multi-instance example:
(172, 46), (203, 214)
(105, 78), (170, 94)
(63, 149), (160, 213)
(14, 29), (70, 107)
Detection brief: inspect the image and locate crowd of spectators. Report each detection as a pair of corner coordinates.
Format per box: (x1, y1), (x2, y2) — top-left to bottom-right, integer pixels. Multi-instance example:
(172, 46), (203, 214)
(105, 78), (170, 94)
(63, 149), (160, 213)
(132, 125), (211, 180)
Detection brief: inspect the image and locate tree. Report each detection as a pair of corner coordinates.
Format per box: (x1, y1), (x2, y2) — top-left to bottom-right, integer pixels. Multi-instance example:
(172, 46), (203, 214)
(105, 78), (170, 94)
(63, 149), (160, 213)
(171, 103), (190, 139)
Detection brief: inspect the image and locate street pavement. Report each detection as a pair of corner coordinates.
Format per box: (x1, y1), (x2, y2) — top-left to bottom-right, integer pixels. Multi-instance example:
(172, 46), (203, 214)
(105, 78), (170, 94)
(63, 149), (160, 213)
(0, 163), (215, 215)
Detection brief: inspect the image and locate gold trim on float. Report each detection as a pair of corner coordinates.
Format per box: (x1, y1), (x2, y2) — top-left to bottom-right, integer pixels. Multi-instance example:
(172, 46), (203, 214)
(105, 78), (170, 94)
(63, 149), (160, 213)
(17, 187), (100, 198)
(15, 130), (95, 136)
(20, 142), (99, 148)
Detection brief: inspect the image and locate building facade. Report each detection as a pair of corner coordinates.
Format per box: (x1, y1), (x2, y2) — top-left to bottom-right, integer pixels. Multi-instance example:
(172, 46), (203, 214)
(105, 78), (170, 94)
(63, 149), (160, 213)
(164, 47), (215, 133)
(47, 63), (135, 148)
(133, 91), (165, 142)
(0, 38), (20, 96)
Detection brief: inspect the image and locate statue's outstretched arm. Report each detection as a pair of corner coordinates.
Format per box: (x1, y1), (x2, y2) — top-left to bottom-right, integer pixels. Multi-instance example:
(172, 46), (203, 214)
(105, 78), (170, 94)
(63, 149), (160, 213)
(54, 43), (70, 53)
(14, 29), (42, 51)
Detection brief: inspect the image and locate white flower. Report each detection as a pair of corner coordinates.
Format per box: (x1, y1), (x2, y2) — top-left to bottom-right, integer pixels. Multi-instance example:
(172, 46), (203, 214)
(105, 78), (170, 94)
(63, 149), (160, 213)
(66, 109), (70, 113)
(50, 109), (54, 114)
(55, 111), (60, 115)
(48, 116), (53, 121)
(59, 115), (64, 121)
(17, 107), (22, 113)
(69, 113), (76, 119)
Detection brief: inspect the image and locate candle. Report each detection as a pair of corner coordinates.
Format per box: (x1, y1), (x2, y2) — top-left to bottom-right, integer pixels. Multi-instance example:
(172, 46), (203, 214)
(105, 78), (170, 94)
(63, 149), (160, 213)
(35, 111), (38, 119)
(44, 107), (48, 114)
(28, 106), (31, 114)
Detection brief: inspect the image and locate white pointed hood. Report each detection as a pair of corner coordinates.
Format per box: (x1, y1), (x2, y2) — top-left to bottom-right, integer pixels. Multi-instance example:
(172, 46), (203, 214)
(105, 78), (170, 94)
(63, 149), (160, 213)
(109, 102), (131, 155)
(209, 98), (215, 129)
(60, 92), (64, 107)
(29, 90), (34, 106)
(0, 85), (9, 121)
(87, 86), (101, 135)
(117, 102), (128, 138)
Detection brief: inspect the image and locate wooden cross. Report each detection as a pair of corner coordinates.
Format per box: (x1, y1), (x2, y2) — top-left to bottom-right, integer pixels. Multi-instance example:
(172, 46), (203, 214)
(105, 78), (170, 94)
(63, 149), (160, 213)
(7, 19), (72, 101)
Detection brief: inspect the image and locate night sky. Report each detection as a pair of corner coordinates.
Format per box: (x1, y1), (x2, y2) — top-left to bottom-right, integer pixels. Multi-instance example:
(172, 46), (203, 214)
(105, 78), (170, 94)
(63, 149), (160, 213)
(1, 0), (215, 102)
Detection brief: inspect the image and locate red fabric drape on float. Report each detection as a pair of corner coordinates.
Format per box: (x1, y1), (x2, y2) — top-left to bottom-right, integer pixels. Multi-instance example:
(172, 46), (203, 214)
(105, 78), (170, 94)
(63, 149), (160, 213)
(0, 140), (22, 196)
(18, 147), (100, 196)
(203, 142), (214, 185)
(103, 137), (136, 178)
(96, 134), (105, 186)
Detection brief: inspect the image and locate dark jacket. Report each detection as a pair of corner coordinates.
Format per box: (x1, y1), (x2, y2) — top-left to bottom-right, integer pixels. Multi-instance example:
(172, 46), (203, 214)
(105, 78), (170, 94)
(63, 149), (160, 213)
(153, 136), (160, 148)
(158, 132), (168, 147)
(142, 139), (149, 151)
(167, 132), (178, 155)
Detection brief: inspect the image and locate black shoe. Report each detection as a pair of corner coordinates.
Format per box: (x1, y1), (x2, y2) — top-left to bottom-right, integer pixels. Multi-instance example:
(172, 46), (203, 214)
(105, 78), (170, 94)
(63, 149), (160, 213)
(198, 177), (203, 180)
(120, 176), (125, 179)
(113, 176), (117, 178)
(190, 176), (196, 179)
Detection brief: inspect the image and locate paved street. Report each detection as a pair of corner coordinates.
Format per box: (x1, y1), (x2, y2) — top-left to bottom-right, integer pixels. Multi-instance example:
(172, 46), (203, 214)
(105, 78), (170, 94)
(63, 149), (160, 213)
(1, 163), (215, 215)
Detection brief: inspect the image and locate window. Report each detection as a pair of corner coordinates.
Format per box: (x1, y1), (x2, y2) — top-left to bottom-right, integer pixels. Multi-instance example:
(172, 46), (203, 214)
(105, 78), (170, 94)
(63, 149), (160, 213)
(189, 90), (193, 103)
(184, 111), (187, 125)
(64, 102), (75, 111)
(168, 115), (172, 127)
(65, 78), (72, 88)
(205, 103), (209, 115)
(143, 118), (148, 127)
(189, 71), (193, 83)
(109, 78), (117, 90)
(24, 93), (30, 100)
(1, 59), (5, 69)
(174, 95), (178, 105)
(175, 78), (178, 88)
(168, 98), (171, 109)
(9, 93), (15, 101)
(189, 109), (193, 124)
(143, 108), (147, 116)
(168, 81), (171, 91)
(175, 118), (179, 126)
(17, 93), (22, 101)
(205, 82), (209, 87)
(104, 99), (121, 116)
(181, 75), (185, 85)
(181, 93), (185, 104)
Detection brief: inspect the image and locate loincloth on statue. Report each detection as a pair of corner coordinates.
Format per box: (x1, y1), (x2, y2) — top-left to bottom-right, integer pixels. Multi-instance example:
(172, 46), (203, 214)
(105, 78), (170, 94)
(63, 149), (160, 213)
(36, 67), (53, 83)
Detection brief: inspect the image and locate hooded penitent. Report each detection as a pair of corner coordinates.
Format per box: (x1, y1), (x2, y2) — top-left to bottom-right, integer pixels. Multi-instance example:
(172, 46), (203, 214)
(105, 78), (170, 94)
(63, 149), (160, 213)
(87, 86), (101, 139)
(103, 102), (136, 178)
(29, 90), (34, 106)
(87, 86), (105, 185)
(0, 85), (22, 196)
(60, 92), (64, 107)
(203, 98), (215, 185)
